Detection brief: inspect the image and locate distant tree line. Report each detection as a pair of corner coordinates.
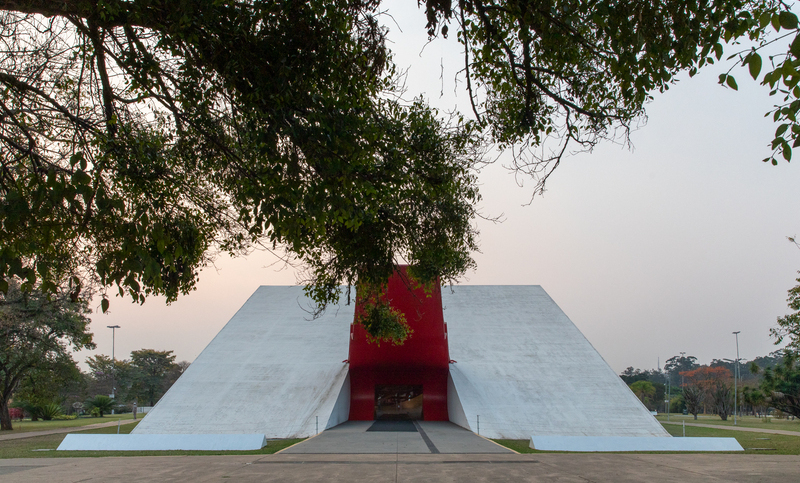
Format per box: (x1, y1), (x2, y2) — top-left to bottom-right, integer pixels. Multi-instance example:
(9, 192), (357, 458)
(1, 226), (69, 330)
(620, 349), (797, 420)
(1, 276), (187, 430)
(10, 348), (187, 425)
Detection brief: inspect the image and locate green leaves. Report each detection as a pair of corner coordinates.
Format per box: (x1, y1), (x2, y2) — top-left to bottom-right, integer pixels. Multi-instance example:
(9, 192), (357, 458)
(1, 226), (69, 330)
(719, 73), (738, 90)
(714, 4), (800, 167)
(746, 53), (762, 80)
(779, 11), (799, 31)
(2, 1), (451, 322)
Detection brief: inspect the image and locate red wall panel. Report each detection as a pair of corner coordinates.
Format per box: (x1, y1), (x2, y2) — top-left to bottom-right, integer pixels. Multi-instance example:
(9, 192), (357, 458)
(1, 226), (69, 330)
(348, 267), (450, 421)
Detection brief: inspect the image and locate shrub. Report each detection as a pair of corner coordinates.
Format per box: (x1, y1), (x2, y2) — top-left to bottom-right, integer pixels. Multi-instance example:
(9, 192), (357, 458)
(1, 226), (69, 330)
(52, 414), (77, 420)
(85, 395), (115, 417)
(39, 403), (64, 420)
(9, 407), (24, 420)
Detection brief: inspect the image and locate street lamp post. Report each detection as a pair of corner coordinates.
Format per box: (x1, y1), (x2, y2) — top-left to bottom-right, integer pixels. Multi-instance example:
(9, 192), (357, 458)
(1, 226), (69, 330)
(107, 325), (120, 402)
(107, 325), (121, 416)
(107, 325), (120, 360)
(666, 371), (671, 421)
(733, 331), (741, 426)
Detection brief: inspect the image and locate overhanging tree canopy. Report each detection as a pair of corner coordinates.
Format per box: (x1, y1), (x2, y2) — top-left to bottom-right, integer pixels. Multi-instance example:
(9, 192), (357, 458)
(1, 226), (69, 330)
(1, 0), (796, 341)
(420, 0), (800, 190)
(0, 1), (480, 335)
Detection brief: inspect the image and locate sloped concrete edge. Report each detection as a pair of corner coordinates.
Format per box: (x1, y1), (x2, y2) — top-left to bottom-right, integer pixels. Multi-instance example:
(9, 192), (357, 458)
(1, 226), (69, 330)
(57, 434), (267, 451)
(529, 435), (744, 452)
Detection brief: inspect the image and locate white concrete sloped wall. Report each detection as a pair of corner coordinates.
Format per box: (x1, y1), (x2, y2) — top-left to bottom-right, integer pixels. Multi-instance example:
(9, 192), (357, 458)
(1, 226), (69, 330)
(135, 284), (665, 441)
(442, 286), (669, 440)
(132, 286), (353, 438)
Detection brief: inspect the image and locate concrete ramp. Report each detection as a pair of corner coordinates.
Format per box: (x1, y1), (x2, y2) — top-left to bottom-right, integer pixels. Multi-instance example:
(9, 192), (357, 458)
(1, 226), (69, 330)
(442, 286), (668, 440)
(58, 433), (267, 451)
(529, 435), (743, 452)
(132, 286), (353, 438)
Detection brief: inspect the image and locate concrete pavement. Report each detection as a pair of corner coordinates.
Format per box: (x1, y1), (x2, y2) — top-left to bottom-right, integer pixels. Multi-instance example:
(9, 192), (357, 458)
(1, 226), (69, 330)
(2, 453), (799, 482)
(280, 421), (511, 454)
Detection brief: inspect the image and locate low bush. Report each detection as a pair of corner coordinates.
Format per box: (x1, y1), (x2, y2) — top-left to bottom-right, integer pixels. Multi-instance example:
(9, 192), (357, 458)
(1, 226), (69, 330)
(52, 414), (77, 420)
(39, 403), (64, 420)
(86, 395), (116, 417)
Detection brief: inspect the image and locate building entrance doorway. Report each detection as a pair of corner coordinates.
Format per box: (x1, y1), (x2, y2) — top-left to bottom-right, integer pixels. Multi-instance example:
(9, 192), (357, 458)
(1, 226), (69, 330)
(374, 385), (423, 420)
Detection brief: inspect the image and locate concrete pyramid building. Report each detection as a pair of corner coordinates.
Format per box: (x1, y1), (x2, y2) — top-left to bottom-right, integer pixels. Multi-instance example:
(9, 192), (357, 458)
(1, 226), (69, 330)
(133, 270), (667, 440)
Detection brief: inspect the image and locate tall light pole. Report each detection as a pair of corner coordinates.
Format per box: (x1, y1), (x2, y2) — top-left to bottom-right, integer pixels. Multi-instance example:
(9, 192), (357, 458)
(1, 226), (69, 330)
(107, 325), (120, 360)
(107, 325), (120, 400)
(733, 331), (741, 426)
(666, 367), (671, 421)
(679, 352), (686, 387)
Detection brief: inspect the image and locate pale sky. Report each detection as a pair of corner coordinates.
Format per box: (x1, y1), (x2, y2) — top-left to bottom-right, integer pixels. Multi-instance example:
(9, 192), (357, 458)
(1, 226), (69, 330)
(79, 5), (800, 374)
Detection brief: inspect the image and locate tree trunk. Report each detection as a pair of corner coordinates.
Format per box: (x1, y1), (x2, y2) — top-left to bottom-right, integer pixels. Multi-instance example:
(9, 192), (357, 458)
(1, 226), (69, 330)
(0, 398), (13, 431)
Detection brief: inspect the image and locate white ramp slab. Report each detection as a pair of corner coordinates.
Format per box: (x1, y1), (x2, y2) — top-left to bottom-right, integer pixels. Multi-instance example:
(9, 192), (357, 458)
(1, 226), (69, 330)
(133, 286), (353, 439)
(530, 435), (743, 452)
(443, 286), (668, 440)
(58, 434), (267, 451)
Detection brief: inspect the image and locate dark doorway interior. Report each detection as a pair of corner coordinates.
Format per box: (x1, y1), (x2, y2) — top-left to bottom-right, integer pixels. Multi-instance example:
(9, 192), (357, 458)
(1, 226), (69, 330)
(374, 385), (423, 420)
(366, 420), (418, 432)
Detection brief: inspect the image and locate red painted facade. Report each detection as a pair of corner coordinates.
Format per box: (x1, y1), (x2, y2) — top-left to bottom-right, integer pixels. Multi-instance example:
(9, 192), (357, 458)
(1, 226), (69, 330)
(347, 267), (450, 421)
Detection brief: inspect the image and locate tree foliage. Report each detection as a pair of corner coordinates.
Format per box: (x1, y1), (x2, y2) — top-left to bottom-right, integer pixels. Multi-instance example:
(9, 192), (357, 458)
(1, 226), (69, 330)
(665, 354), (699, 385)
(719, 4), (800, 165)
(2, 0), (799, 344)
(752, 350), (800, 418)
(629, 380), (656, 404)
(620, 366), (666, 385)
(682, 385), (704, 420)
(86, 353), (132, 399)
(772, 273), (800, 353)
(128, 348), (177, 406)
(770, 237), (800, 353)
(709, 380), (734, 420)
(742, 385), (768, 417)
(0, 1), (480, 342)
(11, 352), (83, 420)
(420, 0), (799, 192)
(0, 278), (94, 430)
(85, 394), (115, 417)
(681, 365), (733, 420)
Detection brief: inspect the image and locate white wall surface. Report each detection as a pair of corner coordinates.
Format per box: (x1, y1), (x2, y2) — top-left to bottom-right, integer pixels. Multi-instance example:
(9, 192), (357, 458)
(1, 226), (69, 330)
(134, 284), (667, 441)
(132, 286), (353, 438)
(443, 285), (669, 439)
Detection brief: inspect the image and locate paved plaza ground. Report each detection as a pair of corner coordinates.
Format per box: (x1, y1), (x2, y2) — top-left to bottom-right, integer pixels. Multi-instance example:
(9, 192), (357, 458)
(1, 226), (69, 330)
(281, 421), (511, 454)
(3, 420), (800, 481)
(2, 453), (800, 482)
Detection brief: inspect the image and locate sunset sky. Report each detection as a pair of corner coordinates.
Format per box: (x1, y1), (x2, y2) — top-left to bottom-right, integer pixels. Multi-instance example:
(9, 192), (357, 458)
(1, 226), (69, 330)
(79, 4), (800, 374)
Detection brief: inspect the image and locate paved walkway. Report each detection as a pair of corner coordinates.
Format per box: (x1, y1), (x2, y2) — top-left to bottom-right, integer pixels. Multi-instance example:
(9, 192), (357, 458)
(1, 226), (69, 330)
(2, 454), (800, 482)
(281, 421), (511, 454)
(661, 421), (800, 437)
(0, 420), (139, 442)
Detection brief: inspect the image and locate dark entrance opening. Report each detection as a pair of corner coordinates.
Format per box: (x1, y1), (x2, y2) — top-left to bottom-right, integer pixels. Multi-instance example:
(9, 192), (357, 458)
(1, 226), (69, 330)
(374, 385), (423, 420)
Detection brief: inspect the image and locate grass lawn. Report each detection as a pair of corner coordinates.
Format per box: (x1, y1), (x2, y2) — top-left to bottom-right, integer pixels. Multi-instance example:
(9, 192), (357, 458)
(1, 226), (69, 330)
(494, 424), (800, 455)
(0, 421), (305, 458)
(6, 412), (138, 433)
(655, 413), (800, 432)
